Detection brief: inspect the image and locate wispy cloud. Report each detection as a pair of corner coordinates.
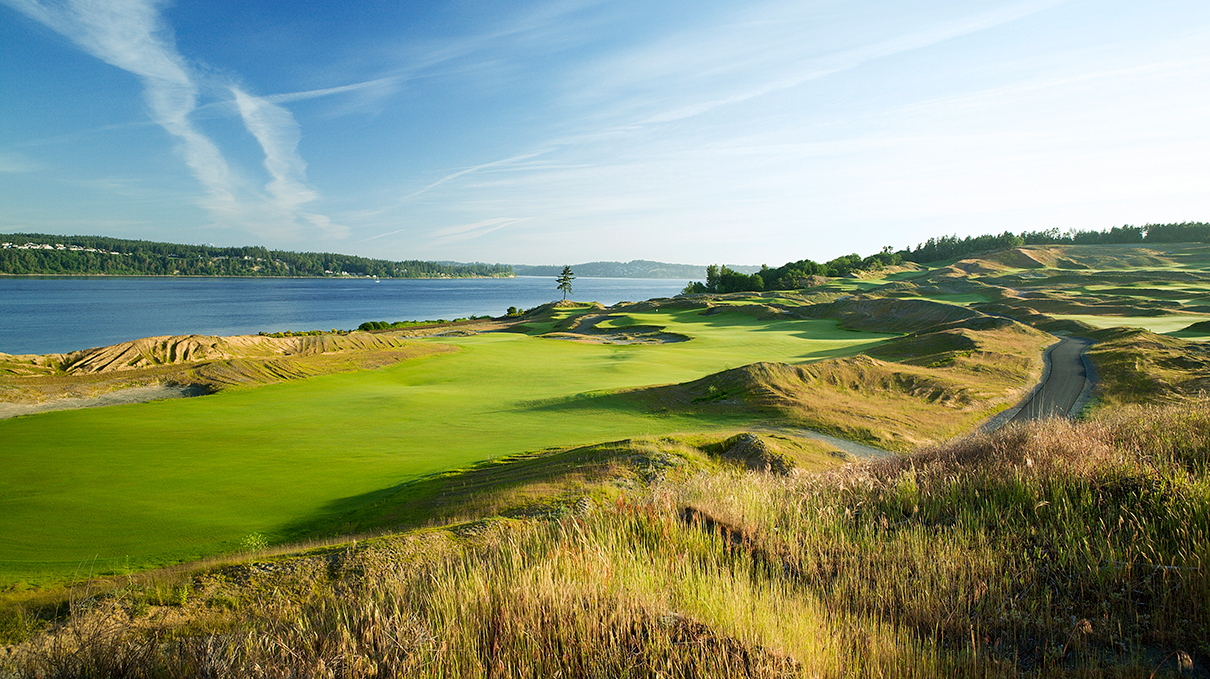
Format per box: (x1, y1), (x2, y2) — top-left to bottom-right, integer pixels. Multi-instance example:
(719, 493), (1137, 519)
(231, 87), (347, 238)
(389, 0), (1123, 262)
(609, 0), (1073, 127)
(2, 0), (344, 239)
(356, 217), (526, 248)
(10, 119), (157, 149)
(389, 0), (1078, 233)
(429, 217), (527, 245)
(356, 227), (409, 244)
(400, 152), (549, 203)
(265, 76), (404, 105)
(0, 150), (43, 173)
(2, 0), (239, 213)
(890, 55), (1210, 123)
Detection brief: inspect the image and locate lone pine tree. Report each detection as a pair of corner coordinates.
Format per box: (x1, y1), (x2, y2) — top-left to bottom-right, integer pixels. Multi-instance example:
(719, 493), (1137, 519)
(556, 265), (575, 300)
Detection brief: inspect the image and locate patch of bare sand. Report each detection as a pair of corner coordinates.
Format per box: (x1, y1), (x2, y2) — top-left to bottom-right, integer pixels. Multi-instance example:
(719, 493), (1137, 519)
(546, 331), (689, 345)
(0, 384), (208, 419)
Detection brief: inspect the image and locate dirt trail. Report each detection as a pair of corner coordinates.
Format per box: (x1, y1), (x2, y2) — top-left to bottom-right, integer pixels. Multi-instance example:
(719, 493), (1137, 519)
(993, 337), (1093, 426)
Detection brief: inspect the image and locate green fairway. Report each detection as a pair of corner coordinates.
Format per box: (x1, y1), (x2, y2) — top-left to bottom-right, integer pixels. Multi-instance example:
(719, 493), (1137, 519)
(1065, 281), (1210, 300)
(0, 310), (889, 584)
(1050, 313), (1210, 334)
(887, 293), (991, 306)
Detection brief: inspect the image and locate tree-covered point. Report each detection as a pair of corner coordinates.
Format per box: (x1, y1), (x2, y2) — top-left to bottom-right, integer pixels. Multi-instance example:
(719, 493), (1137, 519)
(684, 222), (1208, 294)
(0, 233), (513, 278)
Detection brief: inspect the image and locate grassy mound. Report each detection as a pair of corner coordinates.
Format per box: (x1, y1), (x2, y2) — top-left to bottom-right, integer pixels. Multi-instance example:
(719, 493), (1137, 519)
(1087, 328), (1210, 406)
(628, 319), (1050, 450)
(984, 294), (1183, 318)
(968, 302), (1098, 335)
(796, 297), (986, 333)
(5, 402), (1207, 677)
(949, 244), (1200, 274)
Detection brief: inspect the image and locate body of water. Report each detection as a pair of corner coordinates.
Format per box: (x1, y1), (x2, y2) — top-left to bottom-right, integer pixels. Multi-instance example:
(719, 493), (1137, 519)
(0, 276), (690, 355)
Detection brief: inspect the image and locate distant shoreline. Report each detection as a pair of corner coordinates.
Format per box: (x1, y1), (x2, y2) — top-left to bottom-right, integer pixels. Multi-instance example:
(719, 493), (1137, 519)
(0, 272), (691, 280)
(0, 275), (692, 355)
(0, 272), (516, 280)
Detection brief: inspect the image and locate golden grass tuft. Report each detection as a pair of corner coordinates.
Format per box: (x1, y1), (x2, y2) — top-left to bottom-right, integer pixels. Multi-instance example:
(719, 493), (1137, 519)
(1087, 327), (1210, 407)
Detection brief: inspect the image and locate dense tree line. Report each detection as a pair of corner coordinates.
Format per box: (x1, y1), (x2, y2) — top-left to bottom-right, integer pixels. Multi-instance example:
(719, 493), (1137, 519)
(0, 233), (513, 278)
(683, 250), (901, 294)
(902, 222), (1209, 263)
(357, 316), (486, 331)
(685, 222), (1208, 294)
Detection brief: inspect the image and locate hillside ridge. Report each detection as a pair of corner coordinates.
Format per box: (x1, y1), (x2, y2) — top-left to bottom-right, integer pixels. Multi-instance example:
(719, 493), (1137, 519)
(0, 233), (511, 278)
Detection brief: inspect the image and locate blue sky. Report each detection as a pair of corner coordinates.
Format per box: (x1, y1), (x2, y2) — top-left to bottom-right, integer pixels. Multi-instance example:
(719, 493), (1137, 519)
(2, 0), (1208, 266)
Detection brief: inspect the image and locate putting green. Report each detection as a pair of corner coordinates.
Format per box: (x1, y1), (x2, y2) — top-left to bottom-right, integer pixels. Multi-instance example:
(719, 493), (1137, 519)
(0, 310), (889, 584)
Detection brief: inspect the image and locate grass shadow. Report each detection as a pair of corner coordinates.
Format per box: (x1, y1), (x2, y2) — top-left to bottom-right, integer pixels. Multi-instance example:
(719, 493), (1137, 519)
(267, 435), (724, 544)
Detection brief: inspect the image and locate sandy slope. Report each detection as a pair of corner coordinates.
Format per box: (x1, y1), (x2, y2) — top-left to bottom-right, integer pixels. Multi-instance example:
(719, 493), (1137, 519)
(0, 384), (206, 419)
(0, 329), (462, 418)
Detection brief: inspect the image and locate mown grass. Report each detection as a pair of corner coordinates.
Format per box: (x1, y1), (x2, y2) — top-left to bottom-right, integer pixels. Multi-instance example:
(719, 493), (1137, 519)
(5, 402), (1206, 677)
(880, 293), (993, 306)
(1050, 314), (1210, 334)
(589, 308), (894, 363)
(0, 308), (887, 585)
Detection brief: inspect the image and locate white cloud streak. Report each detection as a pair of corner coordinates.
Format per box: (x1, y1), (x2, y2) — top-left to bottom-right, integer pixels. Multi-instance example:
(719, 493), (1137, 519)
(0, 150), (42, 173)
(2, 0), (344, 239)
(611, 0), (1072, 128)
(2, 0), (239, 213)
(387, 0), (1078, 243)
(231, 87), (347, 238)
(265, 76), (404, 105)
(400, 152), (549, 203)
(429, 217), (527, 245)
(356, 227), (409, 244)
(405, 0), (1210, 264)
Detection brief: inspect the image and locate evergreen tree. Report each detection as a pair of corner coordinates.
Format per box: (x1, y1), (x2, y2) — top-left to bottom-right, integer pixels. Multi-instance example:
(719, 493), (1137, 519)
(556, 265), (575, 300)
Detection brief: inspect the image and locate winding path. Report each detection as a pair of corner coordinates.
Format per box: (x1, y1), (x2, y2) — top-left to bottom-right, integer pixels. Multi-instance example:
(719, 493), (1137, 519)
(774, 336), (1096, 456)
(1004, 336), (1094, 425)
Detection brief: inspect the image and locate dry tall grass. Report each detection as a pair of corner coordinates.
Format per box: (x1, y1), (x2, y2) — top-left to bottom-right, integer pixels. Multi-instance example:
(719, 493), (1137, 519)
(4, 402), (1207, 678)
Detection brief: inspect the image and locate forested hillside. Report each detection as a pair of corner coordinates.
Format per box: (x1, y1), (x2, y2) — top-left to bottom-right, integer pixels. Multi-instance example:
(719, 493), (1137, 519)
(901, 221), (1210, 263)
(685, 222), (1209, 294)
(0, 234), (512, 278)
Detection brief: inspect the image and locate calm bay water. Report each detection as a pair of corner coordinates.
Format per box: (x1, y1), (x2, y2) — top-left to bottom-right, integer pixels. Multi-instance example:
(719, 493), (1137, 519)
(0, 276), (689, 355)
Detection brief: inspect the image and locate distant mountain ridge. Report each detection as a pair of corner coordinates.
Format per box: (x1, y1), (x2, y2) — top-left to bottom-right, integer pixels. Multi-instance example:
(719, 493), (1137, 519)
(513, 260), (759, 279)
